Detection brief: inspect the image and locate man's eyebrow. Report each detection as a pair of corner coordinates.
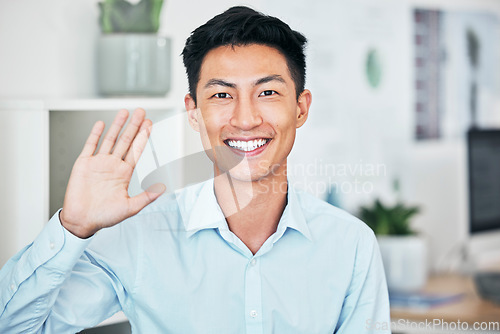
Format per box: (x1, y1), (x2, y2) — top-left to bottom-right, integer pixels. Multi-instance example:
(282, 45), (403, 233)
(203, 75), (286, 89)
(254, 75), (286, 86)
(204, 79), (236, 89)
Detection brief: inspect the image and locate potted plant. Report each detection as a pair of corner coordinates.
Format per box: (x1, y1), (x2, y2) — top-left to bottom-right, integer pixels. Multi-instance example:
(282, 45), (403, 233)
(359, 199), (427, 292)
(97, 0), (171, 96)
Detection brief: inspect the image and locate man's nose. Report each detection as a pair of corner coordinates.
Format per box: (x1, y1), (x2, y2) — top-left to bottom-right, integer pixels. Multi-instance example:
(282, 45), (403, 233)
(229, 97), (263, 130)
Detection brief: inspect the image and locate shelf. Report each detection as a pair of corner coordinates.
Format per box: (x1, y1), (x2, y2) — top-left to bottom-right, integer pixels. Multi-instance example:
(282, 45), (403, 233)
(0, 97), (182, 112)
(45, 97), (181, 111)
(96, 311), (128, 327)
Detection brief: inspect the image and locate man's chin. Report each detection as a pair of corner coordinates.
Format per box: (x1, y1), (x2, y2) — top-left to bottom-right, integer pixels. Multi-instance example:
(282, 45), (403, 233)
(214, 160), (287, 184)
(224, 168), (279, 184)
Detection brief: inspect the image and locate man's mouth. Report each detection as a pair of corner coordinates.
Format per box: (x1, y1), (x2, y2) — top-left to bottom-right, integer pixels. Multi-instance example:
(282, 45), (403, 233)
(224, 138), (271, 152)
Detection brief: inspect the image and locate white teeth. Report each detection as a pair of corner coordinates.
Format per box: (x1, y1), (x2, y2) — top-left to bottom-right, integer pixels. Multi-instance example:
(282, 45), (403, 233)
(226, 139), (269, 152)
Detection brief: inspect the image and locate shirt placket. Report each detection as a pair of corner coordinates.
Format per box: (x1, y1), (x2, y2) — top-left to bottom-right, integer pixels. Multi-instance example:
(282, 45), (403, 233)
(244, 255), (263, 334)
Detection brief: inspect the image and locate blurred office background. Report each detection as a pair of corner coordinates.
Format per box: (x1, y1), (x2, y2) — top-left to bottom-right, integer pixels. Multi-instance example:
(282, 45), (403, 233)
(1, 0), (500, 333)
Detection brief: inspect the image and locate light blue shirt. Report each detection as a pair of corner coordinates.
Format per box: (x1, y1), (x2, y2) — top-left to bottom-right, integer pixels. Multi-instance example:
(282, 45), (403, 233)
(0, 179), (390, 333)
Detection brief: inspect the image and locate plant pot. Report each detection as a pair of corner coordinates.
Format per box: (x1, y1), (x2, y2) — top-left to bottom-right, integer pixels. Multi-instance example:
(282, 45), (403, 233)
(97, 34), (171, 96)
(377, 235), (428, 292)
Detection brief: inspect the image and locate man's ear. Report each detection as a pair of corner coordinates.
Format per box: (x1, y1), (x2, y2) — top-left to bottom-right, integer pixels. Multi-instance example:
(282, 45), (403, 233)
(184, 94), (200, 132)
(296, 89), (312, 128)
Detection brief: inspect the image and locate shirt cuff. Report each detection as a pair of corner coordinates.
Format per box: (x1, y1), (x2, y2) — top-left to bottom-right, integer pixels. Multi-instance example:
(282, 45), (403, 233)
(1, 210), (94, 306)
(26, 209), (94, 274)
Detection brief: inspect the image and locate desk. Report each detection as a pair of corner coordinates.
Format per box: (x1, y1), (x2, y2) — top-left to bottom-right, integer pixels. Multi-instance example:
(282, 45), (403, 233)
(391, 274), (500, 333)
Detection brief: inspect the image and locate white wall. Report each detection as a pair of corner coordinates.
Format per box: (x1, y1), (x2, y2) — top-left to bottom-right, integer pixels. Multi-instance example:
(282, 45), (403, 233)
(0, 0), (100, 98)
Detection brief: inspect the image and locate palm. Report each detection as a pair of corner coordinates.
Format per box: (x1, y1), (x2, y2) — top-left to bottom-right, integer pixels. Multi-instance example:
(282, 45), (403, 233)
(60, 109), (165, 238)
(66, 154), (133, 223)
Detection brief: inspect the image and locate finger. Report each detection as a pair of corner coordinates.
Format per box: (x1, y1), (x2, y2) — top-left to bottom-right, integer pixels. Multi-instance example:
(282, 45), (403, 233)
(80, 121), (105, 157)
(99, 109), (129, 154)
(128, 183), (166, 216)
(112, 108), (146, 158)
(124, 119), (152, 168)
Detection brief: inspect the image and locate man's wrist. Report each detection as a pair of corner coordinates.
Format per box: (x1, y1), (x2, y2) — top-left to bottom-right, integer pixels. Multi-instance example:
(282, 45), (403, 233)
(59, 210), (96, 239)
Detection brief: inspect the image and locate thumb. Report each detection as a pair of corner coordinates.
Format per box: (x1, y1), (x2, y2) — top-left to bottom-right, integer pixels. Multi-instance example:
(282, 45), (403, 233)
(128, 183), (166, 215)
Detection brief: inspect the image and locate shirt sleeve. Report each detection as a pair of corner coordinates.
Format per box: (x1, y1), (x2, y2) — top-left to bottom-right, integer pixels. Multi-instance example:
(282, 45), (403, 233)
(0, 210), (122, 333)
(335, 228), (392, 334)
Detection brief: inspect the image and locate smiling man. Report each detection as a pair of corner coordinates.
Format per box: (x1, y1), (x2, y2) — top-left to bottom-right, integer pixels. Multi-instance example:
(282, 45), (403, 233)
(0, 6), (390, 334)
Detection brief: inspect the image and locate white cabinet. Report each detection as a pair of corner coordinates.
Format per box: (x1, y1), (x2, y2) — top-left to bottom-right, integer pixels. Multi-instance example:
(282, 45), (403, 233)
(0, 98), (189, 328)
(0, 102), (49, 266)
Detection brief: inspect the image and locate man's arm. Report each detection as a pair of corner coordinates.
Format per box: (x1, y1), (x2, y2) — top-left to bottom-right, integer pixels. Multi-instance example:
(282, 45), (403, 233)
(335, 228), (392, 334)
(0, 109), (164, 332)
(0, 212), (122, 333)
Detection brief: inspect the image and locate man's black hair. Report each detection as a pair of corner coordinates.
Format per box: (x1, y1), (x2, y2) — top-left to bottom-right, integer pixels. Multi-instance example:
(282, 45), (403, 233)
(182, 6), (307, 103)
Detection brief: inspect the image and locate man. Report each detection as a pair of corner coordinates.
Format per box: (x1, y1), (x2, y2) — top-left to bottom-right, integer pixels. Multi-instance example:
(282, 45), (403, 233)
(0, 6), (390, 333)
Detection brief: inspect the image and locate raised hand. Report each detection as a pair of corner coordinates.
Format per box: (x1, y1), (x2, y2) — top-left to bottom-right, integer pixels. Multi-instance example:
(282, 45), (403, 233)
(60, 108), (166, 239)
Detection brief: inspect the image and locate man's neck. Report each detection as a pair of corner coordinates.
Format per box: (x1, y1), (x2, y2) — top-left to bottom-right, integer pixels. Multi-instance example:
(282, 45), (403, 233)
(214, 171), (288, 255)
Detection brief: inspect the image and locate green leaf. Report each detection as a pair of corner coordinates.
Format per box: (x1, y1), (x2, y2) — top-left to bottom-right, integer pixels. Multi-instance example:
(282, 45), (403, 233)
(358, 199), (420, 236)
(98, 0), (164, 33)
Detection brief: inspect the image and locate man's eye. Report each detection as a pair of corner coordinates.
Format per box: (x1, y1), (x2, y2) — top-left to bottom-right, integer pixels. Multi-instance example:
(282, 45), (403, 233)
(213, 93), (232, 99)
(259, 90), (277, 97)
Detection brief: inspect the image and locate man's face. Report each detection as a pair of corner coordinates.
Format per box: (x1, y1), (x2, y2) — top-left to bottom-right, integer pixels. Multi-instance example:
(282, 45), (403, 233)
(185, 44), (311, 182)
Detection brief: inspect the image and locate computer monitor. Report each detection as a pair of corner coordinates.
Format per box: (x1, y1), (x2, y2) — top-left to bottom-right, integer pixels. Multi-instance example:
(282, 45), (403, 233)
(467, 129), (500, 234)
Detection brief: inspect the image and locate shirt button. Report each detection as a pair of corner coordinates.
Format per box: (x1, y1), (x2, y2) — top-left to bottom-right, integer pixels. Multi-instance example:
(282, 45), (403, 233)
(10, 284), (15, 291)
(250, 258), (257, 266)
(250, 310), (258, 318)
(49, 242), (55, 250)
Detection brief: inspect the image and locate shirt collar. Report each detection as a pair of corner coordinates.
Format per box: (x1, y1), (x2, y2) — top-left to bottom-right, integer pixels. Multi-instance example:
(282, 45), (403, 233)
(184, 178), (227, 238)
(183, 178), (313, 242)
(281, 185), (313, 241)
